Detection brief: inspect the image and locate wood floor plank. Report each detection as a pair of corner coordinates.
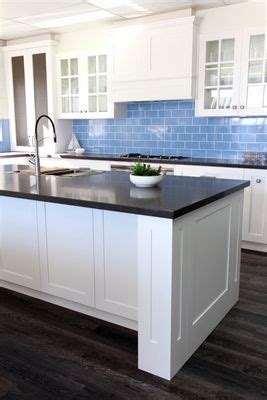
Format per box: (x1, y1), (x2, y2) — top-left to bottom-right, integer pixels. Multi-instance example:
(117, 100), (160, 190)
(0, 250), (266, 400)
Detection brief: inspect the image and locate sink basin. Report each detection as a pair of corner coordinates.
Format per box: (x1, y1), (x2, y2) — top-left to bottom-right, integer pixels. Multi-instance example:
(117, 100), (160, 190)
(12, 168), (104, 177)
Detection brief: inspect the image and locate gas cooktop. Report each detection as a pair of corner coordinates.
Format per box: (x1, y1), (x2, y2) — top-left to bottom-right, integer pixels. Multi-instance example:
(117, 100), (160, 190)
(120, 153), (189, 160)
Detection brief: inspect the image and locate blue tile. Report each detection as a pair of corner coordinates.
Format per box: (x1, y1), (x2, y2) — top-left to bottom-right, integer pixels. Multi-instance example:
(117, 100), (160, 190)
(239, 134), (256, 142)
(222, 151), (238, 159)
(200, 125), (215, 133)
(193, 134), (206, 141)
(186, 141), (199, 149)
(206, 150), (222, 158)
(207, 134), (223, 141)
(146, 110), (158, 118)
(200, 142), (214, 149)
(215, 142), (230, 150)
(186, 125), (200, 133)
(152, 102), (165, 110)
(185, 109), (195, 117)
(193, 117), (208, 125)
(165, 101), (179, 110)
(179, 133), (192, 141)
(246, 143), (266, 152)
(231, 143), (247, 151)
(232, 125), (248, 133)
(192, 150), (206, 158)
(256, 134), (267, 142)
(179, 101), (194, 109)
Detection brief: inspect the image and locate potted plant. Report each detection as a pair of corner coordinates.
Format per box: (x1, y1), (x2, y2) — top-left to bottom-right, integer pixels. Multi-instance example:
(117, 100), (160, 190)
(130, 162), (163, 188)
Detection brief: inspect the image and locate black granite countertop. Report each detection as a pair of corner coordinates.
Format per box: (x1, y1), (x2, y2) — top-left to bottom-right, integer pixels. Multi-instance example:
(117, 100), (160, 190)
(0, 165), (249, 219)
(60, 153), (267, 169)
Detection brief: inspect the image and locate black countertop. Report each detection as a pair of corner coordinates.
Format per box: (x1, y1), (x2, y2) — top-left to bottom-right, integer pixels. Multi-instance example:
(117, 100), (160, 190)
(0, 165), (249, 219)
(60, 153), (267, 169)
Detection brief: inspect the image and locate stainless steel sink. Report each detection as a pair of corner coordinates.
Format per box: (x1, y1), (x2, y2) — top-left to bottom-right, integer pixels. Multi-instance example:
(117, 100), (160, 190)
(11, 168), (104, 177)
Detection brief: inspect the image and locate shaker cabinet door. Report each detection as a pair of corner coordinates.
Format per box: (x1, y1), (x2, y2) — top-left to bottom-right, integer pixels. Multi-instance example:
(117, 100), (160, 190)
(0, 196), (41, 289)
(242, 170), (267, 244)
(40, 202), (95, 306)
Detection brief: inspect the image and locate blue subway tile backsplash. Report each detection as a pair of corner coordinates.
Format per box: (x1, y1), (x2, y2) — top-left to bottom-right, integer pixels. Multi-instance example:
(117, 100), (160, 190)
(71, 100), (267, 159)
(0, 120), (11, 152)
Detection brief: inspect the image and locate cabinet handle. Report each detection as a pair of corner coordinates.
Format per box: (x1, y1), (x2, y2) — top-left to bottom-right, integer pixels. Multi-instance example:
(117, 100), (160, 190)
(232, 105), (237, 109)
(256, 179), (262, 183)
(240, 105), (245, 109)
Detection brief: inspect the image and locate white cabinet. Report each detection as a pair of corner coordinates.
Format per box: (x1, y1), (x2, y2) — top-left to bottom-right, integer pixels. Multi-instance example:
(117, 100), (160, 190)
(0, 196), (40, 289)
(4, 40), (72, 153)
(242, 169), (267, 244)
(40, 203), (95, 306)
(197, 28), (266, 116)
(109, 16), (197, 102)
(239, 28), (267, 116)
(178, 165), (244, 179)
(57, 52), (127, 119)
(94, 210), (137, 320)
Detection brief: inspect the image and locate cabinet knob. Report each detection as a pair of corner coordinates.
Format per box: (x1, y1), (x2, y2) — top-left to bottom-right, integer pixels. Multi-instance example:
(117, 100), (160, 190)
(240, 105), (245, 109)
(84, 110), (88, 113)
(80, 110), (83, 113)
(232, 105), (237, 109)
(256, 179), (262, 183)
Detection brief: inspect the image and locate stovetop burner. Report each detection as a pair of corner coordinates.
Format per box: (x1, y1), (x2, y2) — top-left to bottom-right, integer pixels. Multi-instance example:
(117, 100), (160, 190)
(120, 153), (189, 160)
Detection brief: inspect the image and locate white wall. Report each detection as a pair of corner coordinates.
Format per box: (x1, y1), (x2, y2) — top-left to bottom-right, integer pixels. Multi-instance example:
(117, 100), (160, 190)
(196, 1), (265, 34)
(0, 40), (8, 119)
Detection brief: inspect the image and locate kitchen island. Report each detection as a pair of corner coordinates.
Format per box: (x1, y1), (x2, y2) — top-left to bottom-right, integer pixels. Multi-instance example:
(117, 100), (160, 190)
(0, 165), (250, 380)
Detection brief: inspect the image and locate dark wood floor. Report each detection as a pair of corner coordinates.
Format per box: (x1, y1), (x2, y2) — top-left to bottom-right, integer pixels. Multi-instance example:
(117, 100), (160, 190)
(0, 251), (266, 400)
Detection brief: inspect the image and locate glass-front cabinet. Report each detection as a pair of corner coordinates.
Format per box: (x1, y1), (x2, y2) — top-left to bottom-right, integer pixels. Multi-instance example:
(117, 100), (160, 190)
(58, 53), (125, 119)
(197, 28), (267, 117)
(4, 42), (56, 151)
(240, 29), (267, 115)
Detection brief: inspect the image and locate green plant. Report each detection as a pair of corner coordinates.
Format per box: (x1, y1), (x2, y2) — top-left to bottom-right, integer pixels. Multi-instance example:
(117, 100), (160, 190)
(132, 162), (161, 176)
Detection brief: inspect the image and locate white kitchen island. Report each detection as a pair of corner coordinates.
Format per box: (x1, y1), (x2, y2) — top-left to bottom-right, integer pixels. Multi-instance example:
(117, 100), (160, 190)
(0, 166), (249, 380)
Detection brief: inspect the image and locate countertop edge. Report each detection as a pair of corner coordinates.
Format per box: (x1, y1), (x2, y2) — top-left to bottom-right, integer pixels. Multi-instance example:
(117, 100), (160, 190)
(59, 154), (267, 170)
(0, 180), (250, 220)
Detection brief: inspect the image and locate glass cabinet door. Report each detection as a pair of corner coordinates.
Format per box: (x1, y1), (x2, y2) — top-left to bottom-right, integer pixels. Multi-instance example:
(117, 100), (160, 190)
(32, 53), (48, 145)
(60, 58), (79, 113)
(203, 38), (236, 111)
(11, 55), (29, 146)
(245, 34), (267, 110)
(87, 54), (108, 113)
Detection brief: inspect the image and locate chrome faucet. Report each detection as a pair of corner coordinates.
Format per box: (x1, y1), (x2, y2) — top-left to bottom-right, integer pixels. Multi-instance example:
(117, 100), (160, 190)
(34, 115), (57, 176)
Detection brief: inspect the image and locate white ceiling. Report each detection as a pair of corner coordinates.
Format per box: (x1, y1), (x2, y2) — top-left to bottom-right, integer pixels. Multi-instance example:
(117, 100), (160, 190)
(0, 0), (247, 41)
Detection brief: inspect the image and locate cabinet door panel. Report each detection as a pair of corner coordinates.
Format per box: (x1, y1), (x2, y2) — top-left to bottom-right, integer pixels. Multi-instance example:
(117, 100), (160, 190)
(94, 210), (137, 320)
(41, 203), (95, 306)
(181, 165), (244, 179)
(0, 196), (40, 289)
(242, 170), (267, 243)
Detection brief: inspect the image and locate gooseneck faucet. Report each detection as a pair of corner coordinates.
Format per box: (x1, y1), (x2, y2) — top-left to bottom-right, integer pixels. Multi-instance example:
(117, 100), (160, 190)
(34, 115), (57, 176)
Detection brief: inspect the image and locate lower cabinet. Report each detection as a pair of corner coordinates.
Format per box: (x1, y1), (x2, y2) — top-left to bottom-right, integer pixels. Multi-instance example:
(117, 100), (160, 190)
(94, 210), (137, 320)
(0, 197), (137, 320)
(0, 197), (41, 290)
(179, 165), (267, 248)
(242, 169), (267, 244)
(40, 203), (95, 306)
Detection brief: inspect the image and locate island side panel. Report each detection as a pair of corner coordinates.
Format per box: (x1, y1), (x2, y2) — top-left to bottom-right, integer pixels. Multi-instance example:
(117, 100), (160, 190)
(137, 190), (244, 380)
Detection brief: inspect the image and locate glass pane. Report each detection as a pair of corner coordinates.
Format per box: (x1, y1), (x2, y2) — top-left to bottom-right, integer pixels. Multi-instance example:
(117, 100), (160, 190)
(33, 53), (48, 145)
(249, 34), (265, 59)
(99, 55), (107, 73)
(61, 97), (69, 113)
(205, 65), (218, 86)
(264, 86), (267, 107)
(206, 41), (219, 63)
(98, 75), (107, 93)
(265, 60), (267, 83)
(71, 77), (79, 94)
(88, 76), (97, 93)
(88, 95), (97, 112)
(61, 78), (69, 95)
(220, 64), (233, 86)
(88, 56), (96, 74)
(99, 94), (107, 112)
(71, 96), (79, 113)
(70, 58), (78, 75)
(247, 85), (263, 108)
(218, 88), (233, 109)
(61, 59), (69, 76)
(204, 88), (218, 109)
(248, 60), (264, 84)
(12, 56), (29, 146)
(221, 38), (235, 62)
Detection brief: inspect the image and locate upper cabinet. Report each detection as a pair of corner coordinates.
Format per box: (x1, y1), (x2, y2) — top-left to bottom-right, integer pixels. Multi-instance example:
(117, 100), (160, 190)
(57, 52), (127, 119)
(4, 40), (72, 153)
(196, 27), (267, 117)
(108, 16), (198, 102)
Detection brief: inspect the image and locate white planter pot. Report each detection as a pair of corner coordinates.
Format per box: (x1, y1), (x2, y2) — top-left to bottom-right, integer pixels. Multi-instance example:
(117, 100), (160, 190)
(130, 174), (163, 188)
